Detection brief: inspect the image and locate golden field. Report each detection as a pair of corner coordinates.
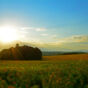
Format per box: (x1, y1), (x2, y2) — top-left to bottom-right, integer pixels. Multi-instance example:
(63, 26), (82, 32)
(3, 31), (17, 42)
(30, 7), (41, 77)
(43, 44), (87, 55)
(43, 54), (88, 60)
(0, 54), (88, 88)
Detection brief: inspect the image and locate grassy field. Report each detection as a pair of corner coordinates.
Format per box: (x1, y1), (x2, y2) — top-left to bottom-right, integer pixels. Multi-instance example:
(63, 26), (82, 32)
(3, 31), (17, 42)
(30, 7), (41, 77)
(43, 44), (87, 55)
(0, 54), (88, 88)
(43, 54), (88, 60)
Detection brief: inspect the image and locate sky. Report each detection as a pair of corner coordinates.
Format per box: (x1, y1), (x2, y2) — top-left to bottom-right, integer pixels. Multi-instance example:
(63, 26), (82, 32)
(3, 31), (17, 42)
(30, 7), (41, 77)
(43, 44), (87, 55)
(0, 0), (88, 51)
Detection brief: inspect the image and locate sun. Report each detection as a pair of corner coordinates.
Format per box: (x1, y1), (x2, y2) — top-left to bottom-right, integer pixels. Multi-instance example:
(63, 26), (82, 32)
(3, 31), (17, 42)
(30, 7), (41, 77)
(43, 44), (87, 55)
(0, 26), (18, 43)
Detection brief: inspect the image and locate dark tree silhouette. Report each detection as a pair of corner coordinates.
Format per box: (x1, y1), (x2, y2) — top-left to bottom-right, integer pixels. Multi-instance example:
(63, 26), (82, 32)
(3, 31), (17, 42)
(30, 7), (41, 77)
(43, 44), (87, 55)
(0, 44), (42, 60)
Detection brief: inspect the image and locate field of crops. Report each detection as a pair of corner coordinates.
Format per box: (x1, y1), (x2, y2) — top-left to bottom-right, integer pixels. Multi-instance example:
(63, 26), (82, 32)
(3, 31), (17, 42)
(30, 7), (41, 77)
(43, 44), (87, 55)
(43, 54), (88, 60)
(0, 54), (88, 88)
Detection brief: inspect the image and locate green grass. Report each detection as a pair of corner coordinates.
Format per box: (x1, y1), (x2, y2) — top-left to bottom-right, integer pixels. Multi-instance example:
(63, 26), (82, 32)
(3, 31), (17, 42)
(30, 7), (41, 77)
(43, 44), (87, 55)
(0, 60), (88, 88)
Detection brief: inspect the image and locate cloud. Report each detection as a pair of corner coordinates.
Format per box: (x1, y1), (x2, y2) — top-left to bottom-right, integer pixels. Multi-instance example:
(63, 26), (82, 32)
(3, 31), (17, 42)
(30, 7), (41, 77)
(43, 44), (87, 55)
(41, 34), (48, 36)
(0, 34), (88, 51)
(51, 35), (58, 39)
(61, 35), (88, 43)
(21, 27), (33, 30)
(48, 35), (88, 50)
(36, 28), (46, 31)
(35, 35), (88, 51)
(21, 27), (46, 32)
(18, 27), (47, 41)
(71, 35), (88, 42)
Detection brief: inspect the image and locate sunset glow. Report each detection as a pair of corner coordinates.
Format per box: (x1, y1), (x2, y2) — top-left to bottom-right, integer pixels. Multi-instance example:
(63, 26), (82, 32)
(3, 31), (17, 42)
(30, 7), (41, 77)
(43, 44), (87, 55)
(0, 0), (88, 50)
(0, 26), (18, 43)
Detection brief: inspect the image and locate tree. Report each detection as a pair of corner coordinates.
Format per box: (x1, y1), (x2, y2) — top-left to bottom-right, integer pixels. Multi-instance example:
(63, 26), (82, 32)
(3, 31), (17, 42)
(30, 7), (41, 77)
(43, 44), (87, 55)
(0, 44), (42, 60)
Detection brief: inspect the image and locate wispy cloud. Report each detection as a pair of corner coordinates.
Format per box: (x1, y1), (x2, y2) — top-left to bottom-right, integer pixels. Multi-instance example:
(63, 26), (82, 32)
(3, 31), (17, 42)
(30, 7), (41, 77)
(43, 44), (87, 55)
(51, 35), (58, 39)
(18, 26), (47, 41)
(41, 33), (48, 36)
(0, 34), (88, 51)
(58, 35), (88, 43)
(21, 27), (46, 32)
(71, 35), (88, 42)
(21, 27), (33, 30)
(36, 28), (46, 31)
(25, 35), (88, 51)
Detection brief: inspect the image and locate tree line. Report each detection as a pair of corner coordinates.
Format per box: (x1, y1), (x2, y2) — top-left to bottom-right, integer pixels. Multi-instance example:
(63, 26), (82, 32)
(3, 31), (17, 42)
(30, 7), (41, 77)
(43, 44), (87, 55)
(0, 44), (42, 60)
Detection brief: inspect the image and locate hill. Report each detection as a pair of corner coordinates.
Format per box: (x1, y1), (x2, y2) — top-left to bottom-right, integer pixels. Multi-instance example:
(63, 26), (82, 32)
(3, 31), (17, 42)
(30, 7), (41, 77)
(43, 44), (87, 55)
(42, 51), (87, 56)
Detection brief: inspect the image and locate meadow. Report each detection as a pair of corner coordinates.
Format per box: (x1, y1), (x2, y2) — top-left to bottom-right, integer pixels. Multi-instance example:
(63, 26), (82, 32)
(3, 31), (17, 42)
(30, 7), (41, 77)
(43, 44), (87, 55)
(0, 54), (88, 88)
